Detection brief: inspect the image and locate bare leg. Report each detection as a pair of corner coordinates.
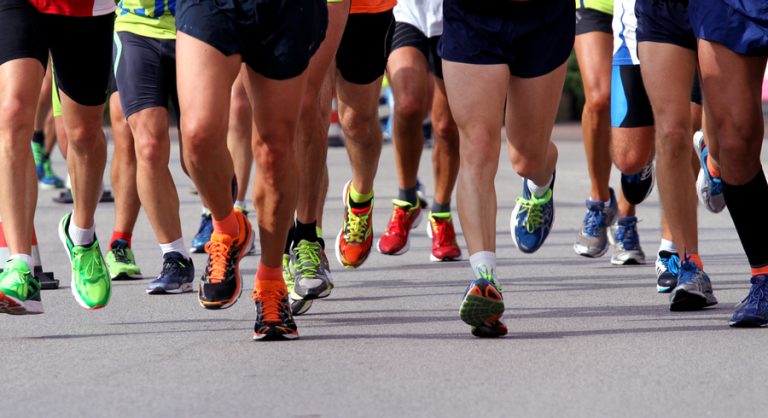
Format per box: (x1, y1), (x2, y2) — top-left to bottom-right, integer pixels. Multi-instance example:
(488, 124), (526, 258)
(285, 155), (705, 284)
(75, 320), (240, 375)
(228, 68), (254, 204)
(431, 77), (460, 206)
(109, 93), (140, 237)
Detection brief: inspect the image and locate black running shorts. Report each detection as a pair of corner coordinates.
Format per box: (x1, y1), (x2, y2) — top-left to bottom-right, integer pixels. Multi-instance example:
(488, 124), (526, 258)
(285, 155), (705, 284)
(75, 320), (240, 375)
(575, 7), (612, 36)
(391, 21), (443, 79)
(336, 10), (395, 85)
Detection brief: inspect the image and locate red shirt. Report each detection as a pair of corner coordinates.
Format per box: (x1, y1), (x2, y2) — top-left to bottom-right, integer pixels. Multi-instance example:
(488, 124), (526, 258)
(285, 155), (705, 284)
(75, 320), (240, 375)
(28, 0), (115, 17)
(351, 0), (396, 14)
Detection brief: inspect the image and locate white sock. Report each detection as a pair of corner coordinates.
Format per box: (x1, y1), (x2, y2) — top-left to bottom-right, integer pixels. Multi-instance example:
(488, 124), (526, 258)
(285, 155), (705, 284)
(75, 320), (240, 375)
(68, 220), (95, 246)
(160, 238), (190, 260)
(201, 206), (210, 216)
(66, 174), (72, 190)
(659, 239), (677, 254)
(8, 254), (33, 270)
(469, 251), (497, 278)
(527, 175), (553, 198)
(234, 200), (248, 211)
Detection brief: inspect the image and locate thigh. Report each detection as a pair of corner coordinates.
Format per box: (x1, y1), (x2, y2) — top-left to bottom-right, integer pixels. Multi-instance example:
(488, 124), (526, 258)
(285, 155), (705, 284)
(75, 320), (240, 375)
(638, 42), (696, 126)
(387, 36), (431, 113)
(114, 32), (174, 118)
(336, 10), (395, 85)
(335, 76), (383, 126)
(0, 0), (47, 69)
(245, 69), (308, 148)
(505, 63), (567, 149)
(442, 60), (507, 143)
(574, 31), (613, 99)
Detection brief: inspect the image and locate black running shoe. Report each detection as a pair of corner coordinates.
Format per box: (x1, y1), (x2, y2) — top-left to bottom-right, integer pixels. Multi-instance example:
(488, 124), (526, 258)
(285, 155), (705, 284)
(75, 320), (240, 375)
(146, 252), (195, 294)
(253, 280), (299, 341)
(620, 163), (654, 205)
(198, 211), (253, 309)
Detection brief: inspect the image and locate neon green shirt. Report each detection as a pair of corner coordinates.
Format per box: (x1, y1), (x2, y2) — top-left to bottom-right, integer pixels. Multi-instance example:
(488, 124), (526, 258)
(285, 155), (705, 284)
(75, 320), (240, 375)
(115, 0), (176, 39)
(576, 0), (612, 15)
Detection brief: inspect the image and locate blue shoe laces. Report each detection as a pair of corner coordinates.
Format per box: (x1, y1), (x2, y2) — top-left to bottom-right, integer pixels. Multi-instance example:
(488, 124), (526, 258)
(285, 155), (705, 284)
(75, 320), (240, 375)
(615, 219), (640, 250)
(582, 206), (605, 237)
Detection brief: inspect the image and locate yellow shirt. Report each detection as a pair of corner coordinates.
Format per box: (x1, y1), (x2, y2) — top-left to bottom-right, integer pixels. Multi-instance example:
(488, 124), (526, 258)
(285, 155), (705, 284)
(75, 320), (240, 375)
(576, 0), (612, 15)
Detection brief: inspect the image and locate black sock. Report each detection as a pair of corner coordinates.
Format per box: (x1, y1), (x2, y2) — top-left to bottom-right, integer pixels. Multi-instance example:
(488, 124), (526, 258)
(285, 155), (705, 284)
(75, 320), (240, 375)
(293, 220), (318, 246)
(431, 200), (450, 214)
(723, 168), (768, 269)
(231, 175), (238, 204)
(32, 131), (44, 145)
(398, 185), (419, 206)
(284, 222), (295, 255)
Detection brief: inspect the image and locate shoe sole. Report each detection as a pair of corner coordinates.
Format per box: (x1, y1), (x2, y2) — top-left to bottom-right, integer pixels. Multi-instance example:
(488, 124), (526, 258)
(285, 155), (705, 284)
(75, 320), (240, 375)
(692, 132), (726, 214)
(574, 242), (609, 259)
(198, 213), (253, 310)
(657, 285), (673, 294)
(291, 297), (314, 316)
(58, 214), (109, 310)
(112, 272), (144, 281)
(0, 291), (43, 315)
(459, 294), (505, 328)
(670, 289), (717, 311)
(253, 331), (300, 341)
(295, 279), (333, 301)
(611, 255), (646, 265)
(38, 182), (62, 191)
(189, 246), (206, 254)
(729, 316), (768, 328)
(147, 283), (194, 295)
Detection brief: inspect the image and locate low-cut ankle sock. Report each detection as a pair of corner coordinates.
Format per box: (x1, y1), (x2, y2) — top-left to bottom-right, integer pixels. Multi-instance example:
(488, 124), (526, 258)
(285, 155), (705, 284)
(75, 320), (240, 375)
(686, 253), (703, 270)
(234, 200), (248, 211)
(160, 238), (190, 260)
(469, 251), (496, 278)
(8, 254), (34, 270)
(527, 174), (553, 198)
(431, 200), (451, 214)
(723, 169), (768, 274)
(32, 130), (44, 145)
(111, 231), (132, 248)
(349, 183), (373, 209)
(256, 261), (284, 283)
(659, 239), (677, 255)
(284, 221), (296, 255)
(398, 185), (419, 206)
(293, 220), (318, 245)
(212, 209), (239, 237)
(69, 221), (95, 247)
(707, 155), (721, 179)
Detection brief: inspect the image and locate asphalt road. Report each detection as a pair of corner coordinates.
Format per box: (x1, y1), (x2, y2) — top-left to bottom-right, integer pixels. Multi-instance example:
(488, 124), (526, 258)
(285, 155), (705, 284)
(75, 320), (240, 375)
(2, 123), (767, 417)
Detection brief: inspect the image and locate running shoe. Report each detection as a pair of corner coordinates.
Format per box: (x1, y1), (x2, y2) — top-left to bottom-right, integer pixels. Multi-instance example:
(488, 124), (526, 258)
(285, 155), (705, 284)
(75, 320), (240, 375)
(620, 163), (654, 205)
(106, 239), (143, 281)
(0, 259), (43, 315)
(511, 177), (555, 254)
(730, 275), (768, 327)
(669, 258), (717, 311)
(58, 212), (111, 310)
(147, 252), (195, 294)
(610, 216), (646, 265)
(655, 251), (680, 293)
(236, 207), (257, 256)
(574, 188), (618, 258)
(52, 189), (113, 204)
(693, 130), (726, 213)
(426, 212), (461, 262)
(198, 210), (253, 309)
(290, 239), (333, 300)
(38, 158), (65, 190)
(416, 179), (428, 210)
(335, 181), (374, 268)
(284, 254), (314, 316)
(460, 265), (507, 338)
(190, 212), (213, 253)
(31, 140), (45, 168)
(377, 199), (423, 255)
(253, 280), (299, 341)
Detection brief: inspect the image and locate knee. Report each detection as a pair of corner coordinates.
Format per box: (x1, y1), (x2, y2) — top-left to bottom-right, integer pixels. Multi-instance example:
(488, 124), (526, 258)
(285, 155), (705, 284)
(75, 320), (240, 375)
(510, 152), (549, 179)
(0, 98), (35, 141)
(459, 129), (496, 170)
(394, 94), (427, 126)
(66, 124), (104, 152)
(433, 114), (459, 146)
(340, 111), (378, 143)
(135, 136), (168, 167)
(253, 130), (294, 169)
(182, 121), (219, 164)
(613, 151), (648, 175)
(583, 89), (611, 117)
(655, 125), (691, 161)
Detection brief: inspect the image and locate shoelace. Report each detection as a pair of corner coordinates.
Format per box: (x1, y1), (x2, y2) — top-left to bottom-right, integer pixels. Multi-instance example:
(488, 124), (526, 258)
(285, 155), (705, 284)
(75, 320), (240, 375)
(515, 197), (543, 233)
(616, 220), (639, 249)
(582, 208), (605, 237)
(112, 247), (132, 265)
(431, 218), (455, 247)
(664, 253), (680, 276)
(204, 241), (229, 284)
(254, 289), (286, 323)
(475, 264), (502, 292)
(295, 242), (321, 278)
(162, 258), (186, 277)
(345, 208), (371, 243)
(386, 206), (410, 237)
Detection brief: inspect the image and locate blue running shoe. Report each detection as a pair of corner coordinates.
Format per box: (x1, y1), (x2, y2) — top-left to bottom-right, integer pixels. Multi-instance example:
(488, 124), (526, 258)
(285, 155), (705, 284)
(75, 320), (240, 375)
(669, 258), (718, 311)
(693, 131), (725, 213)
(574, 188), (618, 258)
(655, 251), (680, 293)
(730, 275), (768, 327)
(460, 265), (507, 338)
(611, 216), (645, 265)
(620, 163), (654, 205)
(146, 252), (194, 294)
(191, 212), (213, 253)
(511, 176), (555, 254)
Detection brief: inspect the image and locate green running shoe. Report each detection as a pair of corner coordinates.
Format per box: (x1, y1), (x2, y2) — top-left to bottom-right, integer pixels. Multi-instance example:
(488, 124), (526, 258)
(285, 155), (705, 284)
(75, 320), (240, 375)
(283, 253), (313, 316)
(39, 158), (65, 190)
(58, 213), (111, 310)
(31, 140), (45, 169)
(106, 239), (143, 280)
(0, 259), (43, 315)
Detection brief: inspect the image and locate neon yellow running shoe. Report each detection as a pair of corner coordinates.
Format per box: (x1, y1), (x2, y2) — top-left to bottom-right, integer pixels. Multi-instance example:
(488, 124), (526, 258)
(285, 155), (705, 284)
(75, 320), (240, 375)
(0, 259), (43, 315)
(283, 253), (313, 316)
(58, 213), (111, 310)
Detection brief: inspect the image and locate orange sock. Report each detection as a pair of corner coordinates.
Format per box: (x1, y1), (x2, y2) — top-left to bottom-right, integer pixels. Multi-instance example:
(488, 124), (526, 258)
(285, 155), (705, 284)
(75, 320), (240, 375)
(752, 266), (768, 277)
(256, 261), (283, 282)
(212, 209), (239, 237)
(706, 155), (721, 179)
(687, 253), (704, 270)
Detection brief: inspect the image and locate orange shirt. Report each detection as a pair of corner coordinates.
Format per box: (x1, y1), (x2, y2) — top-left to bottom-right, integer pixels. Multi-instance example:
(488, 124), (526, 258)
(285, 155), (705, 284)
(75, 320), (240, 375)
(351, 0), (396, 14)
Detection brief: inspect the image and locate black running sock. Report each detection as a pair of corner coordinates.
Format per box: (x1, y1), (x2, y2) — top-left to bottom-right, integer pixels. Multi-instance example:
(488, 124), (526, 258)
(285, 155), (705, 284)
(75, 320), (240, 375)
(293, 220), (318, 246)
(431, 200), (450, 214)
(398, 185), (419, 206)
(231, 175), (238, 204)
(349, 197), (373, 210)
(284, 222), (295, 255)
(318, 237), (325, 249)
(723, 168), (768, 269)
(32, 130), (44, 145)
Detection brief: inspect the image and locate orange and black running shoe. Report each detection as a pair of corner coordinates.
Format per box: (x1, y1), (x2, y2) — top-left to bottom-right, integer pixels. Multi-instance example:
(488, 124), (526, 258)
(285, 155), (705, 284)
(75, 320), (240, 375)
(253, 280), (299, 341)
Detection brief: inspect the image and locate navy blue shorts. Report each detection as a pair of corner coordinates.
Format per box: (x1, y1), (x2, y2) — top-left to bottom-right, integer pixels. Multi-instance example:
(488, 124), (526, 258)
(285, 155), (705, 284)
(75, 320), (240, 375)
(689, 0), (768, 56)
(439, 0), (575, 78)
(176, 0), (328, 80)
(636, 0), (696, 51)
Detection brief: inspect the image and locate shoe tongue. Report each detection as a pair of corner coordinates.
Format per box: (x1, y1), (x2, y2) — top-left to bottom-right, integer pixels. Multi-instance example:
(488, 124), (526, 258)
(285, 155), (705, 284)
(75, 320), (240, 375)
(111, 239), (128, 250)
(350, 207), (370, 216)
(210, 232), (234, 245)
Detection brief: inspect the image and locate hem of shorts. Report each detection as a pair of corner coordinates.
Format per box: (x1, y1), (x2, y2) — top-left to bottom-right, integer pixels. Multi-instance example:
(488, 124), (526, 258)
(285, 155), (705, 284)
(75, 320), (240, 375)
(123, 101), (170, 119)
(695, 35), (765, 57)
(0, 53), (47, 68)
(636, 36), (696, 52)
(576, 27), (612, 36)
(177, 27), (239, 59)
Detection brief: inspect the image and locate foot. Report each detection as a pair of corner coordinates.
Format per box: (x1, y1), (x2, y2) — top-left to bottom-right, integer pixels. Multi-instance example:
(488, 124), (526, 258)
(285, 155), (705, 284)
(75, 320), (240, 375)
(252, 280), (299, 341)
(426, 212), (461, 262)
(146, 252), (195, 294)
(283, 254), (314, 316)
(730, 275), (768, 327)
(459, 265), (507, 338)
(290, 240), (334, 300)
(511, 177), (555, 254)
(574, 188), (617, 258)
(693, 131), (725, 213)
(610, 216), (645, 265)
(190, 213), (213, 253)
(106, 239), (143, 280)
(655, 251), (680, 293)
(377, 199), (422, 255)
(58, 213), (111, 310)
(38, 158), (65, 190)
(620, 163), (654, 205)
(198, 210), (253, 309)
(335, 181), (374, 268)
(0, 259), (43, 315)
(669, 259), (718, 311)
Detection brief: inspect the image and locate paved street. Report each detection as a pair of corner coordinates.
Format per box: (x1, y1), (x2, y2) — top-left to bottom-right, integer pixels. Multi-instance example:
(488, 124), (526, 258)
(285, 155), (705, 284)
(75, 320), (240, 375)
(3, 124), (767, 417)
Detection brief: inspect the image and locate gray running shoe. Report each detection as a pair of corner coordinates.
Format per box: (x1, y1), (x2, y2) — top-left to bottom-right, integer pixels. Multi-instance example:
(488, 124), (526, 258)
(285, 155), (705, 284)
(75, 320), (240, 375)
(283, 254), (313, 316)
(574, 188), (618, 258)
(290, 240), (334, 300)
(610, 216), (646, 265)
(693, 130), (726, 213)
(670, 259), (718, 311)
